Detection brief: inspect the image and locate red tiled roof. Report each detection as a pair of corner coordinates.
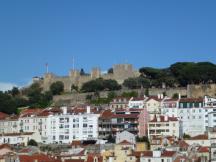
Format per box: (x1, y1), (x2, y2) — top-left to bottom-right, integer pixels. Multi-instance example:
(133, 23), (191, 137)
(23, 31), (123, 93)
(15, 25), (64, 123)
(118, 140), (133, 145)
(163, 98), (179, 102)
(138, 150), (176, 157)
(180, 98), (203, 103)
(0, 144), (11, 150)
(65, 160), (85, 162)
(189, 134), (208, 140)
(19, 154), (60, 162)
(178, 140), (189, 149)
(149, 115), (178, 122)
(131, 97), (145, 101)
(86, 154), (103, 162)
(198, 146), (209, 153)
(0, 112), (9, 120)
(100, 110), (113, 119)
(112, 113), (139, 118)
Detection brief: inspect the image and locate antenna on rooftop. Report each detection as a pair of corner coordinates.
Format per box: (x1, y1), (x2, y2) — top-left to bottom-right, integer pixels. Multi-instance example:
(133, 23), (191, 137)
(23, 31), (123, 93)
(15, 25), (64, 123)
(72, 57), (75, 70)
(45, 63), (49, 73)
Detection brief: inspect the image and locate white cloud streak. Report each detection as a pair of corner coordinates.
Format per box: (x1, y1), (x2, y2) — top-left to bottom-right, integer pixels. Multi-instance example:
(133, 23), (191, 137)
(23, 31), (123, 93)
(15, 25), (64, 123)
(0, 82), (19, 92)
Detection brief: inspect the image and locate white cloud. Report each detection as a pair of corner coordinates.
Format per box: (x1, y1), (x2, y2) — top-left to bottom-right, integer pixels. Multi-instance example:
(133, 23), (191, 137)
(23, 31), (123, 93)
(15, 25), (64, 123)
(0, 82), (19, 92)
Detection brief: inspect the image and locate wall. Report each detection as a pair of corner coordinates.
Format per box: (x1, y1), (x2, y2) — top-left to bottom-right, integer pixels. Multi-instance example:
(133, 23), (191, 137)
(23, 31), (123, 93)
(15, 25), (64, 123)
(187, 84), (216, 98)
(41, 64), (140, 92)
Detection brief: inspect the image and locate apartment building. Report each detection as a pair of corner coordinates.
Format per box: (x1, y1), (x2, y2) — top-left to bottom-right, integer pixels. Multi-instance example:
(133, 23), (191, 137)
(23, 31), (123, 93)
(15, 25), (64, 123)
(148, 115), (181, 140)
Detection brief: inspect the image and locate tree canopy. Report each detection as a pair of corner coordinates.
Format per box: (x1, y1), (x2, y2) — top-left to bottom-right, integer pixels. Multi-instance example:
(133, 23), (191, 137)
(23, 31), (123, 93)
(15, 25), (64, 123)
(138, 62), (216, 87)
(123, 77), (150, 89)
(50, 81), (64, 95)
(81, 78), (121, 92)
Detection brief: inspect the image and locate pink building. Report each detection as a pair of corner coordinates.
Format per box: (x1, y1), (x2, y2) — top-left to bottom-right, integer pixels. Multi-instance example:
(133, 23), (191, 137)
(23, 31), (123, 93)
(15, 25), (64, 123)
(138, 108), (149, 137)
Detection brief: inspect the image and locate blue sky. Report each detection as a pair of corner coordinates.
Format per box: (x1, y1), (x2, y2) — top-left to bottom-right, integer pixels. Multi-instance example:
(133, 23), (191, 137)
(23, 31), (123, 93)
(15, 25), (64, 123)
(0, 0), (216, 90)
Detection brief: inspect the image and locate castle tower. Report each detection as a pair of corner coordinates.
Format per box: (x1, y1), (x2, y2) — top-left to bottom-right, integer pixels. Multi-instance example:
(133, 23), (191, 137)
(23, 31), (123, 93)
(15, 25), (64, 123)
(69, 69), (81, 86)
(113, 64), (136, 84)
(91, 67), (101, 79)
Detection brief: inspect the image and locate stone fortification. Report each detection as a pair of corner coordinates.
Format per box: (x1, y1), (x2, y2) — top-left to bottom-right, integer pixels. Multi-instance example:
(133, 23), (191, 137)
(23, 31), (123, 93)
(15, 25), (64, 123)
(187, 84), (216, 98)
(42, 64), (139, 92)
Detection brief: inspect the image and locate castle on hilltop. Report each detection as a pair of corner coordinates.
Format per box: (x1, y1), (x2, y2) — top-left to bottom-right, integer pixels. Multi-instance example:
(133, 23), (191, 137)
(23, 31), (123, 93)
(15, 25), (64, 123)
(35, 64), (139, 92)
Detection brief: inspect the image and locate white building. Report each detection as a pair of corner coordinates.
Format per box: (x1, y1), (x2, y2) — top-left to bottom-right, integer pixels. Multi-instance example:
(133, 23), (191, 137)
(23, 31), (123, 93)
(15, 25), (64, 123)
(0, 115), (20, 134)
(148, 115), (181, 139)
(161, 98), (179, 117)
(128, 97), (145, 109)
(116, 130), (136, 144)
(140, 150), (177, 162)
(128, 95), (165, 115)
(0, 132), (40, 146)
(42, 106), (100, 144)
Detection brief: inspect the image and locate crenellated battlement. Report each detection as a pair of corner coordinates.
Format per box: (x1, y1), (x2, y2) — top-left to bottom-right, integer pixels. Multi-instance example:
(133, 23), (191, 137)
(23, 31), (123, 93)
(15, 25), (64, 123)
(40, 64), (139, 92)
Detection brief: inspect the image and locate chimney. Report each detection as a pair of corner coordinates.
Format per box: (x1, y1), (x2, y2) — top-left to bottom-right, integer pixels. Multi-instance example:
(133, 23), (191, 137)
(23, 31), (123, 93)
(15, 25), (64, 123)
(164, 116), (168, 121)
(61, 106), (67, 115)
(153, 150), (161, 157)
(178, 93), (181, 99)
(87, 106), (91, 114)
(161, 93), (164, 99)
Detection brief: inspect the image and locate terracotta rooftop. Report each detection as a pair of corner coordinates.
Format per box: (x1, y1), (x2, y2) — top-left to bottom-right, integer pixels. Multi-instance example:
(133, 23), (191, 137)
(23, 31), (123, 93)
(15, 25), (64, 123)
(64, 160), (85, 162)
(0, 112), (9, 120)
(178, 140), (189, 149)
(180, 98), (203, 103)
(139, 150), (176, 157)
(19, 154), (61, 162)
(86, 153), (103, 162)
(198, 146), (209, 153)
(100, 109), (113, 119)
(189, 134), (208, 140)
(163, 98), (179, 102)
(118, 140), (133, 145)
(112, 113), (139, 118)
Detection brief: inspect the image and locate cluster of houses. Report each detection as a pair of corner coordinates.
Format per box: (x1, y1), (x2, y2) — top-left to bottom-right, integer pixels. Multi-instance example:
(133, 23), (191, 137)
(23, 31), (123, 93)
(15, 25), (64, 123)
(0, 94), (216, 161)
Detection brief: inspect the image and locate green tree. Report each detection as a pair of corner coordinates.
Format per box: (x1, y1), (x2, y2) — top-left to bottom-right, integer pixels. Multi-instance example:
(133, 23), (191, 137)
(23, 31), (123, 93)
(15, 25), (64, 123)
(0, 91), (17, 114)
(107, 91), (117, 101)
(172, 93), (179, 99)
(50, 81), (64, 95)
(81, 78), (121, 92)
(183, 133), (191, 139)
(27, 139), (38, 146)
(121, 91), (138, 98)
(107, 134), (115, 143)
(11, 87), (20, 97)
(71, 84), (79, 92)
(123, 77), (150, 89)
(108, 68), (113, 74)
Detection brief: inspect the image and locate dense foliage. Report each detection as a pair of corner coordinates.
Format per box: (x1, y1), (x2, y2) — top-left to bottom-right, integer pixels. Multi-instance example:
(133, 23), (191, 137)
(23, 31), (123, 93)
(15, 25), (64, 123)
(50, 81), (64, 95)
(123, 77), (150, 89)
(27, 83), (53, 108)
(138, 62), (216, 88)
(81, 78), (121, 92)
(27, 139), (38, 146)
(0, 83), (54, 114)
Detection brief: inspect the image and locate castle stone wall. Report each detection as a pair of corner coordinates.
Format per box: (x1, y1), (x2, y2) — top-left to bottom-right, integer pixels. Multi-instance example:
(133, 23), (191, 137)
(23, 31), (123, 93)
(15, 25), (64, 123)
(42, 64), (139, 92)
(187, 84), (216, 98)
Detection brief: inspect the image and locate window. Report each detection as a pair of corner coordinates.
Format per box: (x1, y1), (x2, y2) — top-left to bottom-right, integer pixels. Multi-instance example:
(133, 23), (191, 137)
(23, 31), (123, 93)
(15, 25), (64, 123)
(148, 159), (151, 162)
(83, 124), (88, 127)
